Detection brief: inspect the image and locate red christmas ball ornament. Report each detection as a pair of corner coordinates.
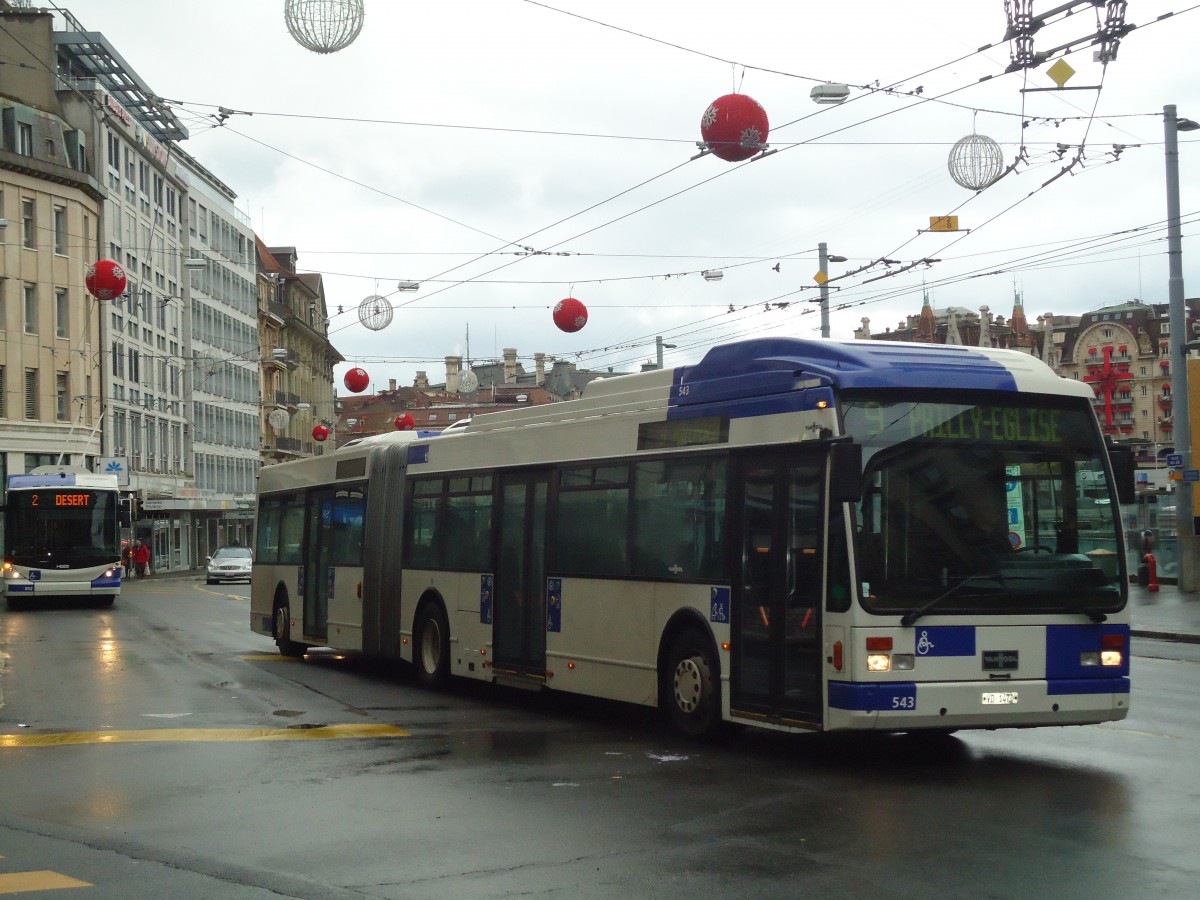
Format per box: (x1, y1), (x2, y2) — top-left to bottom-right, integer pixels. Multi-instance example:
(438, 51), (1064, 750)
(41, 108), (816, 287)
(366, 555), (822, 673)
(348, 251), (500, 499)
(394, 413), (415, 431)
(700, 93), (769, 162)
(343, 367), (370, 393)
(553, 297), (588, 333)
(85, 259), (128, 300)
(312, 424), (330, 442)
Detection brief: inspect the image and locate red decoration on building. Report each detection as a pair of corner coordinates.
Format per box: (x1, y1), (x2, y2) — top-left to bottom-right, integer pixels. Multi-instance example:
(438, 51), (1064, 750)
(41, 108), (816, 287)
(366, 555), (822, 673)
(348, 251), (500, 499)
(394, 413), (415, 431)
(343, 367), (370, 393)
(553, 297), (588, 333)
(1082, 345), (1134, 428)
(85, 259), (127, 300)
(700, 93), (769, 162)
(312, 424), (330, 442)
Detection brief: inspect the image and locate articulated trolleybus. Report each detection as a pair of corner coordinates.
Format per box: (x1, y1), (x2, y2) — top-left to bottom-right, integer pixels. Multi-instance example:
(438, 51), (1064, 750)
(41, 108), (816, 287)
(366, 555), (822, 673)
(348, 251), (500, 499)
(3, 467), (123, 608)
(252, 338), (1134, 737)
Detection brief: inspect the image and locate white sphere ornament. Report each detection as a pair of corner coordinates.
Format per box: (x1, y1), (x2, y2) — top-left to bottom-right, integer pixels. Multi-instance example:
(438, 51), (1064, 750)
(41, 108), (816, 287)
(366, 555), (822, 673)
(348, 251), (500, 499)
(458, 370), (480, 394)
(948, 133), (1004, 191)
(357, 294), (394, 331)
(284, 0), (365, 55)
(267, 408), (290, 430)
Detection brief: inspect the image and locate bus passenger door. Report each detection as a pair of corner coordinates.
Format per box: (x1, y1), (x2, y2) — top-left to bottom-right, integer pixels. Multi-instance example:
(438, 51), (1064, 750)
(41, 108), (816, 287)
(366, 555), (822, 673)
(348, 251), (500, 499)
(302, 489), (335, 643)
(731, 452), (825, 726)
(492, 472), (549, 680)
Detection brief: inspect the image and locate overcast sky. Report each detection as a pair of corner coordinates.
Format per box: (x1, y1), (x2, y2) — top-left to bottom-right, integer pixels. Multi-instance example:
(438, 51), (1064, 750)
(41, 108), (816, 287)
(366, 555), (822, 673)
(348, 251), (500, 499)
(53, 0), (1200, 391)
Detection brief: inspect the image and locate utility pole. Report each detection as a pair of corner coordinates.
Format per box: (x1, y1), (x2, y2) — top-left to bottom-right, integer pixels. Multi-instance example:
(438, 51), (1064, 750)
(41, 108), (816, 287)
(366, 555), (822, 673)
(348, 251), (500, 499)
(656, 336), (677, 369)
(817, 243), (847, 339)
(1165, 104), (1200, 590)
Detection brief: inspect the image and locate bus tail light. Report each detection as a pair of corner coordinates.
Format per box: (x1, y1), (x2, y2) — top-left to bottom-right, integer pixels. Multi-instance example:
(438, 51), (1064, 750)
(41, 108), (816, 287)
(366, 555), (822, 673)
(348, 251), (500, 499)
(831, 640), (843, 671)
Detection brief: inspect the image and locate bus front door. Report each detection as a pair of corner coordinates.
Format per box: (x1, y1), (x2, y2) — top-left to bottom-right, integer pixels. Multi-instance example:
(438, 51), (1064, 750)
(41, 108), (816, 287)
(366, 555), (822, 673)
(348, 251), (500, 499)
(731, 453), (824, 726)
(492, 472), (549, 682)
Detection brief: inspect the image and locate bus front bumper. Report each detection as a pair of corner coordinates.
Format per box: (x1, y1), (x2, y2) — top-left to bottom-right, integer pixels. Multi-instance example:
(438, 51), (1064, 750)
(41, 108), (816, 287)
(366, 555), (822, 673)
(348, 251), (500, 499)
(825, 676), (1130, 731)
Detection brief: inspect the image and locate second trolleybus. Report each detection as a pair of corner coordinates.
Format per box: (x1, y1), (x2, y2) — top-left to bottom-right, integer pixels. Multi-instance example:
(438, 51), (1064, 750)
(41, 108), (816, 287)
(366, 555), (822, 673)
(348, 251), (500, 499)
(251, 337), (1135, 737)
(3, 467), (123, 608)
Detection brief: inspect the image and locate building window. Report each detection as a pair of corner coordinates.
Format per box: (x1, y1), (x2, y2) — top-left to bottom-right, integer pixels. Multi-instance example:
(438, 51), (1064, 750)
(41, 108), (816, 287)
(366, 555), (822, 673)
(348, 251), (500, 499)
(0, 366), (6, 418)
(55, 288), (68, 338)
(23, 283), (37, 333)
(22, 198), (35, 248)
(53, 206), (67, 254)
(24, 369), (37, 420)
(18, 122), (33, 156)
(56, 372), (69, 421)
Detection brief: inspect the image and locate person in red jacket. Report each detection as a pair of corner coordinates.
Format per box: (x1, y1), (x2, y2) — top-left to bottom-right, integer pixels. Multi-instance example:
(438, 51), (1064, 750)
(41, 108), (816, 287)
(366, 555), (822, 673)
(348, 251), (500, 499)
(133, 539), (150, 578)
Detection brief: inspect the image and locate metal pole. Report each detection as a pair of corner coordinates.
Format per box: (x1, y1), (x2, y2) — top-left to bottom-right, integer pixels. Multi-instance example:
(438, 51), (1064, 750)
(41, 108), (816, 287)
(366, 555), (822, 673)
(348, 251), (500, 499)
(818, 242), (830, 339)
(655, 336), (676, 370)
(1165, 104), (1195, 591)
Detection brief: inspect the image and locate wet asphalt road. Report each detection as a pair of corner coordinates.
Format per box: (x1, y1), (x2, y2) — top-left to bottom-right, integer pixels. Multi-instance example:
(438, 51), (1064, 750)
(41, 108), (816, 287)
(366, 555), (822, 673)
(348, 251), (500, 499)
(1, 577), (1198, 899)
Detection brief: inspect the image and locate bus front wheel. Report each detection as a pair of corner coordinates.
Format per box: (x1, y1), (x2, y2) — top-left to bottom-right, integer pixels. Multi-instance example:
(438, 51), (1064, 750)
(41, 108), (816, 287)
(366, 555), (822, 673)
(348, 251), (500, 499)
(663, 626), (719, 739)
(415, 602), (451, 690)
(274, 602), (307, 658)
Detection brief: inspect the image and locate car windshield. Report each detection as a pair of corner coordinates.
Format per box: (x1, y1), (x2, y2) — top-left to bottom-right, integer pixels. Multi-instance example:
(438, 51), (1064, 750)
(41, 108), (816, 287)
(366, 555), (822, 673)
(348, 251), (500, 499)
(214, 547), (252, 560)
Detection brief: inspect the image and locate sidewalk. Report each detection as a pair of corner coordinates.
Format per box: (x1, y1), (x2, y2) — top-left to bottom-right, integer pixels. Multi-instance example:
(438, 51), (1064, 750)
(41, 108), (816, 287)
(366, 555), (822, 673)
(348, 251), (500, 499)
(1129, 580), (1200, 643)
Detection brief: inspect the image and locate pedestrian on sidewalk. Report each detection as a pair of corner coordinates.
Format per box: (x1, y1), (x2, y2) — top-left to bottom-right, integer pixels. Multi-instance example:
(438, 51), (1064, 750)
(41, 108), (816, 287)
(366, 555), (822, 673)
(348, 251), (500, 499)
(133, 539), (150, 578)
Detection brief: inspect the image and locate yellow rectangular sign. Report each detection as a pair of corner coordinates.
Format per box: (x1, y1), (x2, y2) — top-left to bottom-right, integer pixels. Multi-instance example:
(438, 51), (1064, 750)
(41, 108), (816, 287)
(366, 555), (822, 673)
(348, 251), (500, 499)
(929, 215), (959, 231)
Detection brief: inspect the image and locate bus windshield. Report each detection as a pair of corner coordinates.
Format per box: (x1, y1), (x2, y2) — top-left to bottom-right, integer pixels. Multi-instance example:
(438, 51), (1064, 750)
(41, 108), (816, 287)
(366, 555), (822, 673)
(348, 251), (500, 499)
(4, 489), (119, 568)
(841, 394), (1125, 617)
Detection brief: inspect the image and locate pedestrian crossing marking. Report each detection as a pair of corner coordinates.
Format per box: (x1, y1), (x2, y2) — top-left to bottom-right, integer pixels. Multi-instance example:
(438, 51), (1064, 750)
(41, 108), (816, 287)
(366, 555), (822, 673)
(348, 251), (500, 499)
(0, 870), (91, 892)
(0, 723), (408, 747)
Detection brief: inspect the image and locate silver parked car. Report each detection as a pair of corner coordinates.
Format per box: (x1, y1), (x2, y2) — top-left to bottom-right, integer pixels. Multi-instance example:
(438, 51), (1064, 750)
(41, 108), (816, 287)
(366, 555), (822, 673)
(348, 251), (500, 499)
(206, 546), (253, 584)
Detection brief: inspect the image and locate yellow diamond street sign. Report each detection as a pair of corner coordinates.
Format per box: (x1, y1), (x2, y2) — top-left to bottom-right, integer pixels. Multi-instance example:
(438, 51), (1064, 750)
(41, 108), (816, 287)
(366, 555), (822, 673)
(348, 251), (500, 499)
(1047, 58), (1075, 88)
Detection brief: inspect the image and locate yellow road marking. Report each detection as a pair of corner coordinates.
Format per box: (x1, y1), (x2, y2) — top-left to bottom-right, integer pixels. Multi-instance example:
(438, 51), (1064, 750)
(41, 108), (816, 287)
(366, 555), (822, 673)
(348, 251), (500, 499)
(0, 723), (408, 747)
(0, 871), (91, 892)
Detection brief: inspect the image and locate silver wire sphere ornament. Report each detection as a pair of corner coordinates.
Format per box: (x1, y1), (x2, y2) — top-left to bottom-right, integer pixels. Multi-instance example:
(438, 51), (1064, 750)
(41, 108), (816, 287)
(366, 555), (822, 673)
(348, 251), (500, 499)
(948, 133), (1004, 191)
(357, 295), (394, 331)
(284, 0), (365, 55)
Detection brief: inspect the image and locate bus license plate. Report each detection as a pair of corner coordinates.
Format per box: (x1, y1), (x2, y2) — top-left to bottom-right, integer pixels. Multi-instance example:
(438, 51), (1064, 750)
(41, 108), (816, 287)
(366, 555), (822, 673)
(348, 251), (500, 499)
(982, 691), (1018, 705)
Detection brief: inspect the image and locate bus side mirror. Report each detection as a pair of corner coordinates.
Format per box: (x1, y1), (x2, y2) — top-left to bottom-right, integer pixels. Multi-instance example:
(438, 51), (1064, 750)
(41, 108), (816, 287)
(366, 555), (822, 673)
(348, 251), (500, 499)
(830, 442), (863, 503)
(1107, 442), (1135, 505)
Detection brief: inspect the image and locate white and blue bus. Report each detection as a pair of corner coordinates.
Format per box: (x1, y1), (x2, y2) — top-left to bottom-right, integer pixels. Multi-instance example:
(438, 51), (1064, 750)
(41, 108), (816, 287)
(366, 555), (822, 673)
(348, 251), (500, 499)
(251, 338), (1135, 737)
(3, 467), (123, 608)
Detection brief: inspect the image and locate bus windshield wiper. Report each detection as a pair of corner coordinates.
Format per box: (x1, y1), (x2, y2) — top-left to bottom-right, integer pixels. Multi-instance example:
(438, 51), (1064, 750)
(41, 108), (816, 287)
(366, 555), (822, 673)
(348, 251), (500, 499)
(900, 574), (1000, 628)
(1043, 602), (1109, 624)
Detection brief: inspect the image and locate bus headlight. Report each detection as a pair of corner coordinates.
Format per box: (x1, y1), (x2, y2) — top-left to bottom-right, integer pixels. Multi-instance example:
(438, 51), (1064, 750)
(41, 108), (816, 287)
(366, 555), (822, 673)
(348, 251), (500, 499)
(1101, 650), (1123, 667)
(867, 653), (891, 673)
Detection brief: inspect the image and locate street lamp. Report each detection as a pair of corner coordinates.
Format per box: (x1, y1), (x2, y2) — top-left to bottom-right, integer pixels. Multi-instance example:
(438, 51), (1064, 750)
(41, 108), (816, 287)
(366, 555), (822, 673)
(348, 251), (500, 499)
(817, 243), (848, 339)
(1165, 104), (1199, 590)
(656, 336), (677, 370)
(810, 84), (851, 105)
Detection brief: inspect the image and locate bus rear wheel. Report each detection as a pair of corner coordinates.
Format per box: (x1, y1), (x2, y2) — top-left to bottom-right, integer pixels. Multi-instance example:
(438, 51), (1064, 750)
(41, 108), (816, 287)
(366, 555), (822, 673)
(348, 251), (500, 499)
(663, 626), (719, 739)
(415, 602), (451, 690)
(274, 602), (307, 658)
